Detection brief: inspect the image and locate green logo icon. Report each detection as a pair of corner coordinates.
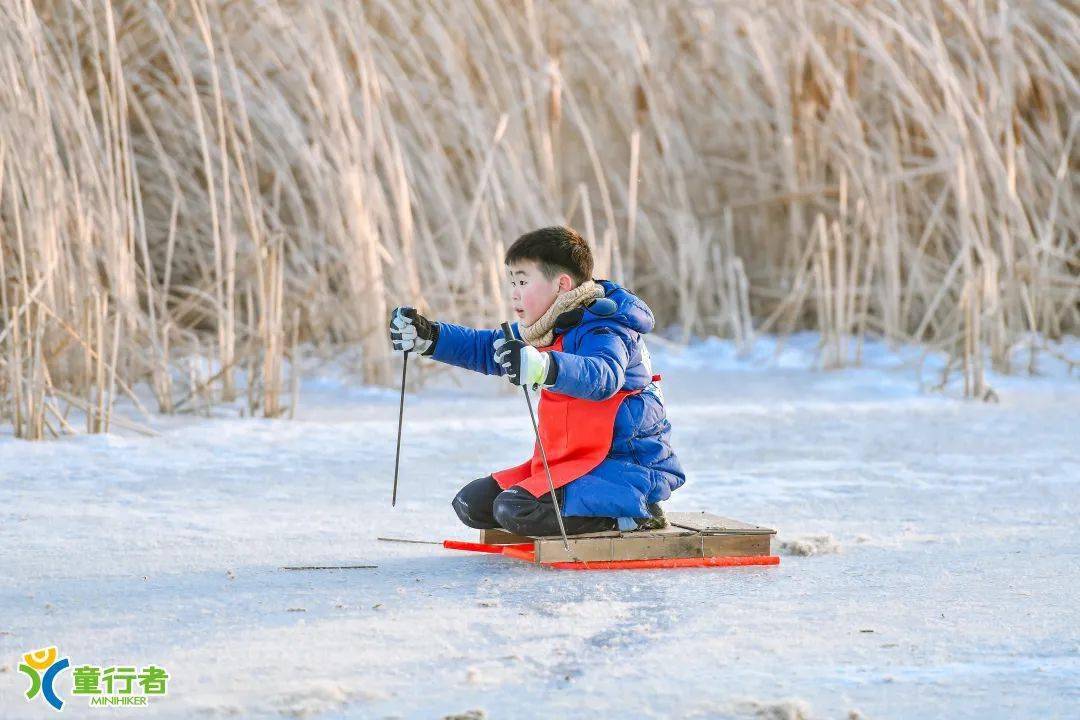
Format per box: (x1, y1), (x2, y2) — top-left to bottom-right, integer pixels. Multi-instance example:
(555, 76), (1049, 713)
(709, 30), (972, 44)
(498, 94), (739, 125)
(20, 646), (169, 710)
(19, 646), (69, 711)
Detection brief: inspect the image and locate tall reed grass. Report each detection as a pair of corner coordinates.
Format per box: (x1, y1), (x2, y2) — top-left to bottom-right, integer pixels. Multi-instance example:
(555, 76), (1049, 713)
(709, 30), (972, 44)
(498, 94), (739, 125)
(1, 0), (1076, 438)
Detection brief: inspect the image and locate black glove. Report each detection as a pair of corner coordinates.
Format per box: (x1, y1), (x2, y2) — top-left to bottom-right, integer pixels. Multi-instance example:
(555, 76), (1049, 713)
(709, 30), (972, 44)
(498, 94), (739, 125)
(494, 338), (557, 388)
(389, 307), (438, 356)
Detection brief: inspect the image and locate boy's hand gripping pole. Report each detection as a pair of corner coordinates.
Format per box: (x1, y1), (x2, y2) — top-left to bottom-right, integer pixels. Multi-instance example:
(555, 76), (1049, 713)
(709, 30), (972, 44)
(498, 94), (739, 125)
(391, 349), (409, 506)
(501, 322), (571, 552)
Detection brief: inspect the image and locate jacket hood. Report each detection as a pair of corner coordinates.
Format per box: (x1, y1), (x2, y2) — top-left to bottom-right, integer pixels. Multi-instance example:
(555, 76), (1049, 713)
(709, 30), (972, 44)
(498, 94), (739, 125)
(582, 279), (655, 335)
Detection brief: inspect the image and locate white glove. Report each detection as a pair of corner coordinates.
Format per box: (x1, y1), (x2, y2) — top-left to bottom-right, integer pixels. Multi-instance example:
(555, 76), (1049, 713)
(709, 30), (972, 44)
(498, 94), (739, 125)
(494, 338), (555, 389)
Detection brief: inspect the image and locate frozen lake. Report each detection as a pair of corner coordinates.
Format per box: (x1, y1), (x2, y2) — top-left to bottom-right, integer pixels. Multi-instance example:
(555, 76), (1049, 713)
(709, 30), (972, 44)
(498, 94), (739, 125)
(2, 335), (1078, 719)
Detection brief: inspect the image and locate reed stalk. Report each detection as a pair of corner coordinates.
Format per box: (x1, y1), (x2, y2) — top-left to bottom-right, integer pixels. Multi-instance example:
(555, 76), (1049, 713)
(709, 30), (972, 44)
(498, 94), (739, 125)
(0, 0), (1075, 438)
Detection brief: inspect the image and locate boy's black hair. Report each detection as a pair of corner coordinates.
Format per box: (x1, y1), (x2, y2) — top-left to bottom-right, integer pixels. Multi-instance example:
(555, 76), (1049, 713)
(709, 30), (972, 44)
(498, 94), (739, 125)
(504, 226), (593, 286)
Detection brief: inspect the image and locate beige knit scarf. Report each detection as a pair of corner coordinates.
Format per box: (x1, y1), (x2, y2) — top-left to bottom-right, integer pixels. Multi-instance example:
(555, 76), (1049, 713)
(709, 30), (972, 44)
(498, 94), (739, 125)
(519, 279), (605, 348)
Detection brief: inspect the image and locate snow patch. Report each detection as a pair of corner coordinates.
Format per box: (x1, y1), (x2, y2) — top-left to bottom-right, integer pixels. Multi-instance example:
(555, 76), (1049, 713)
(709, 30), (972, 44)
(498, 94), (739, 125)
(190, 700), (244, 717)
(272, 681), (350, 718)
(779, 534), (842, 556)
(736, 698), (814, 720)
(272, 680), (378, 718)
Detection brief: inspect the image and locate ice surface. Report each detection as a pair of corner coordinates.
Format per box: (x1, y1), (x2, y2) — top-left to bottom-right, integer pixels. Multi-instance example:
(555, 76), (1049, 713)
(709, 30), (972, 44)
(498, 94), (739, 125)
(1, 335), (1077, 719)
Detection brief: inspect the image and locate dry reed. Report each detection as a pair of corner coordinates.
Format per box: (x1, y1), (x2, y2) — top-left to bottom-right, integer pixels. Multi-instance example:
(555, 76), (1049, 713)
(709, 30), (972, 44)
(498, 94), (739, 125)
(1, 0), (1076, 438)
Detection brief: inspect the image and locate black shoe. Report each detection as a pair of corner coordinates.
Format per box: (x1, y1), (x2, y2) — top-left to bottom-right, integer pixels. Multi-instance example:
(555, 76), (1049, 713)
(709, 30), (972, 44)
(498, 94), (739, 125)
(634, 502), (668, 531)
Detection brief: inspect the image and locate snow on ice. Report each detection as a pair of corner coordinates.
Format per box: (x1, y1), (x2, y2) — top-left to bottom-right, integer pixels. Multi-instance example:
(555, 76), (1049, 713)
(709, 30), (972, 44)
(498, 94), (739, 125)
(1, 334), (1077, 719)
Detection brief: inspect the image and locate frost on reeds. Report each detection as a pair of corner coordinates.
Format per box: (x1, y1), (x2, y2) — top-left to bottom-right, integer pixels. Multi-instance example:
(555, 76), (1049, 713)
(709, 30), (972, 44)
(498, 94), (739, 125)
(1, 1), (1076, 438)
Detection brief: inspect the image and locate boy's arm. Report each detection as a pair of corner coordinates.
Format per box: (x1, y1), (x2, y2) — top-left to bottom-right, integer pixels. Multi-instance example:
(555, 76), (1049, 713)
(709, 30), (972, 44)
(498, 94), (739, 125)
(429, 321), (509, 376)
(546, 327), (631, 401)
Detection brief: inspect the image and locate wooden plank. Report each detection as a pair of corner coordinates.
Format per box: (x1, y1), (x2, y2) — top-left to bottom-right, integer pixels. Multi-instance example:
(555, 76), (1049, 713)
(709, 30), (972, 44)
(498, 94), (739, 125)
(633, 525), (699, 538)
(534, 536), (615, 563)
(533, 526), (773, 563)
(667, 512), (776, 535)
(610, 532), (703, 561)
(532, 524), (701, 563)
(548, 555), (781, 570)
(700, 534), (773, 557)
(478, 528), (533, 545)
(480, 512), (776, 563)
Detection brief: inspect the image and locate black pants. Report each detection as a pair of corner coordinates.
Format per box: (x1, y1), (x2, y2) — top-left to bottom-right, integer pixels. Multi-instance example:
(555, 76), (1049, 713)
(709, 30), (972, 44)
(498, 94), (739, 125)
(452, 475), (616, 537)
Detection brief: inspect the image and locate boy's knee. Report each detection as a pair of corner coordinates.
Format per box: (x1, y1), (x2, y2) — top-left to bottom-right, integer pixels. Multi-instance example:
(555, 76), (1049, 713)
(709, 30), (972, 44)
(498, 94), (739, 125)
(452, 490), (489, 529)
(491, 487), (539, 535)
(451, 491), (478, 528)
(452, 476), (500, 529)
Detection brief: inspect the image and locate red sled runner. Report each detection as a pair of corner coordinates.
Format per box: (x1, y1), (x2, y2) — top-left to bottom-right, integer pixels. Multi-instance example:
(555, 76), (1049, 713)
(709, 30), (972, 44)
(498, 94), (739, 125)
(444, 511), (780, 570)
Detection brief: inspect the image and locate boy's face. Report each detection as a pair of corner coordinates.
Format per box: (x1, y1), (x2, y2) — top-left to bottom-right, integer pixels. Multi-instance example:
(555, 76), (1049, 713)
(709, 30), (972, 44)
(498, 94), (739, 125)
(507, 259), (574, 326)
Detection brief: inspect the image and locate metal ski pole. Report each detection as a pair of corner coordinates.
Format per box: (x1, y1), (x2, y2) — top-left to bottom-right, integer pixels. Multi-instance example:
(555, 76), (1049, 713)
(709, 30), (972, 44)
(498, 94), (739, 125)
(501, 322), (571, 552)
(391, 348), (409, 506)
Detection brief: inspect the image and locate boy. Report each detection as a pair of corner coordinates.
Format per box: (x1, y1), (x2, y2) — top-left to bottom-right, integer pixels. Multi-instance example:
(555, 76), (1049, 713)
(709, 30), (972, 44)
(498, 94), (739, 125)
(389, 226), (685, 537)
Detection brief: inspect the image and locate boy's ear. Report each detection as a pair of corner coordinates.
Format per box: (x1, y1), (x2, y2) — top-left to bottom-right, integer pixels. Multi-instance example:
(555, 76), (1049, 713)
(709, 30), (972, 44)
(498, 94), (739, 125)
(558, 274), (574, 293)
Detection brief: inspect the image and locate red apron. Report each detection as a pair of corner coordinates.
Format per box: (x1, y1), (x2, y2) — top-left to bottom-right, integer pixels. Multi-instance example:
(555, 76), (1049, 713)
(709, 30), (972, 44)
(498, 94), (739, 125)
(492, 334), (661, 499)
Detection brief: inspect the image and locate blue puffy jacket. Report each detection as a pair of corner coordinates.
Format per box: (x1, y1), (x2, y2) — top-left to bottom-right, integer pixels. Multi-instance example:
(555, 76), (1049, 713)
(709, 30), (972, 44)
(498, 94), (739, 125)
(429, 279), (686, 520)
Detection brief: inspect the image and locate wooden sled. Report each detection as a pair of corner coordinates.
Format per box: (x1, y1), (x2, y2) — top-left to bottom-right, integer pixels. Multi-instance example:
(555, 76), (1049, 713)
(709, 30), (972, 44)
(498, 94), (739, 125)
(443, 511), (780, 570)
